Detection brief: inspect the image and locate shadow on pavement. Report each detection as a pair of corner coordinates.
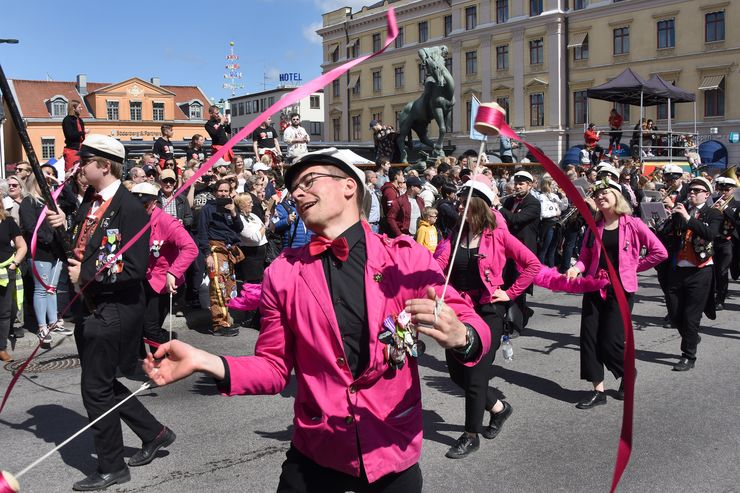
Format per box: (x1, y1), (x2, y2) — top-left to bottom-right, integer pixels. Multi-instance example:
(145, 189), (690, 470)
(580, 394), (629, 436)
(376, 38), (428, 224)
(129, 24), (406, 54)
(701, 325), (740, 340)
(254, 424), (294, 442)
(494, 367), (581, 404)
(528, 301), (580, 318)
(517, 327), (579, 356)
(422, 409), (464, 447)
(190, 374), (220, 396)
(634, 349), (678, 367)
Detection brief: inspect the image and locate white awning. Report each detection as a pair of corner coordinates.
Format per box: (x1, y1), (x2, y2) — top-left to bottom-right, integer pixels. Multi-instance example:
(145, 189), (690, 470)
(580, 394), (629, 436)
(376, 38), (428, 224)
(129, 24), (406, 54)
(698, 74), (724, 91)
(567, 32), (588, 49)
(347, 73), (360, 90)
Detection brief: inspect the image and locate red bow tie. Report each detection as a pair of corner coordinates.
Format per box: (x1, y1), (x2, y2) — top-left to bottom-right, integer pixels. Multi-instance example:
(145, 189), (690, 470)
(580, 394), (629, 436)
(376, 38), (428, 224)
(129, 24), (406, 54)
(308, 236), (349, 261)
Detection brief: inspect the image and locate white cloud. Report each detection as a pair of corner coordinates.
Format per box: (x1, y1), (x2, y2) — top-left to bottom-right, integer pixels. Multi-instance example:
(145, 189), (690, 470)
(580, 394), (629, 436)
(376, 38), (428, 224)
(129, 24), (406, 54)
(313, 0), (372, 13)
(302, 21), (324, 45)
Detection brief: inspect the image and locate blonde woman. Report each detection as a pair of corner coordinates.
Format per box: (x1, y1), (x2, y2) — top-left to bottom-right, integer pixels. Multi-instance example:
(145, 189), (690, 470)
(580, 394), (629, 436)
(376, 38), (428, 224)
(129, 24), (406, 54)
(566, 179), (667, 409)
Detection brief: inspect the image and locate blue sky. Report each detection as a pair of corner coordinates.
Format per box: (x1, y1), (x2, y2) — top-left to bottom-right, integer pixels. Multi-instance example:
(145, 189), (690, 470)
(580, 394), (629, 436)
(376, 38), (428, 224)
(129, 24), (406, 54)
(1, 0), (370, 102)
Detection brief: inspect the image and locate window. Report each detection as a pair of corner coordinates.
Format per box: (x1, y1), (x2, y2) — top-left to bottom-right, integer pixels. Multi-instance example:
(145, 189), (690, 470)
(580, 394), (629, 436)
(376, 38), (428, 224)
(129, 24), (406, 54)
(41, 138), (55, 160)
(613, 27), (629, 55)
(394, 66), (405, 88)
(445, 56), (452, 73)
(130, 101), (142, 121)
(260, 99), (265, 112)
(529, 38), (543, 65)
(372, 111), (383, 123)
(309, 122), (322, 135)
(351, 115), (361, 140)
(496, 0), (508, 23)
(239, 102), (245, 116)
(152, 102), (165, 121)
(333, 117), (341, 141)
(351, 77), (360, 97)
(530, 93), (544, 126)
(268, 97), (275, 106)
(50, 98), (67, 117)
(616, 102), (630, 122)
(310, 95), (320, 109)
(657, 99), (676, 120)
(465, 6), (477, 31)
(372, 70), (382, 92)
(574, 0), (587, 9)
(331, 45), (339, 62)
(418, 21), (428, 43)
(418, 63), (426, 84)
(705, 11), (725, 42)
(348, 39), (359, 58)
(657, 19), (675, 49)
(530, 0), (543, 16)
(574, 35), (589, 60)
(444, 15), (452, 37)
(465, 51), (477, 75)
(190, 103), (202, 119)
(574, 91), (588, 125)
(332, 79), (340, 98)
(496, 45), (509, 70)
(496, 96), (510, 124)
(705, 78), (724, 117)
(372, 33), (381, 52)
(395, 27), (404, 48)
(106, 100), (119, 120)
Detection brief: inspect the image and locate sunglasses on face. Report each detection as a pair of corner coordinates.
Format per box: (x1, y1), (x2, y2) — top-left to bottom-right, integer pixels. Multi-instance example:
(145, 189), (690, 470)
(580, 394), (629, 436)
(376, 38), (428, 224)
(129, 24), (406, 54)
(687, 188), (707, 194)
(162, 179), (176, 185)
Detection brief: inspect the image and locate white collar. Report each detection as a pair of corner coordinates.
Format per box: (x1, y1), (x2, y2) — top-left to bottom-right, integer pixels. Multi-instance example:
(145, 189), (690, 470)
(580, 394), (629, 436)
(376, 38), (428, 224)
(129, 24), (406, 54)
(97, 180), (121, 202)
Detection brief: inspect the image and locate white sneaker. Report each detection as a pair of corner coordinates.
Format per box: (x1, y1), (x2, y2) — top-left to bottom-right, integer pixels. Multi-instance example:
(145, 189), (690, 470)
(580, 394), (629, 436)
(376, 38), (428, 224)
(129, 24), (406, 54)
(52, 320), (73, 336)
(38, 331), (52, 344)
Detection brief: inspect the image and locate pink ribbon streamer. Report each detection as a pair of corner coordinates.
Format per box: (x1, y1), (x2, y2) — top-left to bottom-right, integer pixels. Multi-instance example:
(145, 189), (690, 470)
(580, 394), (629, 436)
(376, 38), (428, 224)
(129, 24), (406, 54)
(1, 8), (398, 415)
(475, 105), (635, 493)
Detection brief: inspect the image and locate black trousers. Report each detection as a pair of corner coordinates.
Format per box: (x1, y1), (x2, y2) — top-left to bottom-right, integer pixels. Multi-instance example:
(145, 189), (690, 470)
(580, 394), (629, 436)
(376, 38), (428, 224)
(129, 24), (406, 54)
(667, 266), (713, 361)
(713, 240), (732, 305)
(143, 283), (170, 342)
(580, 288), (634, 383)
(276, 445), (422, 493)
(655, 260), (671, 316)
(75, 291), (162, 473)
(446, 303), (505, 434)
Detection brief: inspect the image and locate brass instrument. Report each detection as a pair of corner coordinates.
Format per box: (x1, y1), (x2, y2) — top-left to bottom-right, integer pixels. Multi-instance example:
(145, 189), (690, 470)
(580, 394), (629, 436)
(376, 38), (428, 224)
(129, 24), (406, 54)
(557, 189), (594, 226)
(712, 194), (732, 212)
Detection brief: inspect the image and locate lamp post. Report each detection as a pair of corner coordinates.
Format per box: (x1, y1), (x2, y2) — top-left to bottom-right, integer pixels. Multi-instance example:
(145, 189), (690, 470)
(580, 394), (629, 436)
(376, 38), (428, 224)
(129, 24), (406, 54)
(0, 39), (19, 177)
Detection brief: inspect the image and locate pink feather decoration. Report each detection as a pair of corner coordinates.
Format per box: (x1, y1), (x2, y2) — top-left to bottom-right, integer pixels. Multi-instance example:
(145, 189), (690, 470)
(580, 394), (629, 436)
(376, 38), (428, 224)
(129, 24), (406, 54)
(228, 283), (262, 311)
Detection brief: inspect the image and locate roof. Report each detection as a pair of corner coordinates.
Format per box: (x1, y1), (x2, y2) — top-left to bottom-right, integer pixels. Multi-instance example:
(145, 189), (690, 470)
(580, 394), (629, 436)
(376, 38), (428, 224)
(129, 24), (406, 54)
(8, 78), (210, 120)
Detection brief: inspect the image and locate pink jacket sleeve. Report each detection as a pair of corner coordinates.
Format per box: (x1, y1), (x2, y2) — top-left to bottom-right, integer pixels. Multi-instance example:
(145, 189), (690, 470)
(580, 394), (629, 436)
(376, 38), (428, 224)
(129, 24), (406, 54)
(223, 268), (295, 395)
(433, 237), (451, 271)
(502, 230), (541, 300)
(634, 219), (668, 272)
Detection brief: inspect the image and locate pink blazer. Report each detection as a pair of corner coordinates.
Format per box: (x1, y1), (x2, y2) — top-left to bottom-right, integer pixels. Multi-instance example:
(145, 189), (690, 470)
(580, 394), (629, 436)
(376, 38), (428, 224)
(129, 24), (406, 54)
(574, 214), (667, 293)
(435, 227), (541, 303)
(222, 222), (489, 482)
(146, 208), (198, 294)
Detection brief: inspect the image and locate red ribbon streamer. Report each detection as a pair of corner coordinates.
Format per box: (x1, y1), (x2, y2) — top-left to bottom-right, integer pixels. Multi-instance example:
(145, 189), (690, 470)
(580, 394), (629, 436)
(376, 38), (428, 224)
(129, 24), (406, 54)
(475, 105), (634, 493)
(1, 8), (398, 415)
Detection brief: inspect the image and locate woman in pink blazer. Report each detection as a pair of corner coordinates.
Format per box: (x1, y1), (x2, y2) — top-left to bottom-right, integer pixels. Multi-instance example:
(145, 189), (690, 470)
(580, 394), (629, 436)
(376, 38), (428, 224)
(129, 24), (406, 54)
(131, 183), (198, 346)
(435, 179), (540, 459)
(566, 179), (667, 409)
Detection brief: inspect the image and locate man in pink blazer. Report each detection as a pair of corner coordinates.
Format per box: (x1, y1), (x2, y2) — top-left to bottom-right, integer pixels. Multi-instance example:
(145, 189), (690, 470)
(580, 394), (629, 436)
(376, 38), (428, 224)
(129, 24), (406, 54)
(144, 148), (490, 492)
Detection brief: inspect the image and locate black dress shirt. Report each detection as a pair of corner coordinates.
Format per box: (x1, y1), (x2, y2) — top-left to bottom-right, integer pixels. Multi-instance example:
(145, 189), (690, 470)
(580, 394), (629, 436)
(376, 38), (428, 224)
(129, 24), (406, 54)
(321, 221), (369, 379)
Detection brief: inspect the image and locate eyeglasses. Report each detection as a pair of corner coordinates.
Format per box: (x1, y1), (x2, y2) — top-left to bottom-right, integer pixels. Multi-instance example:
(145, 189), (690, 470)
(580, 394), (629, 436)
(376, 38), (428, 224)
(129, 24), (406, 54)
(289, 172), (346, 193)
(687, 188), (707, 194)
(162, 179), (176, 185)
(8, 183), (19, 188)
(16, 167), (31, 173)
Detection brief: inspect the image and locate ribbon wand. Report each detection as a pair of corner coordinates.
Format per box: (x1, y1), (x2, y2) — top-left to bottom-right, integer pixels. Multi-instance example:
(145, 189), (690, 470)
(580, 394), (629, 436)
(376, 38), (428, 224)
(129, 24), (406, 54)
(0, 381), (154, 493)
(0, 63), (75, 262)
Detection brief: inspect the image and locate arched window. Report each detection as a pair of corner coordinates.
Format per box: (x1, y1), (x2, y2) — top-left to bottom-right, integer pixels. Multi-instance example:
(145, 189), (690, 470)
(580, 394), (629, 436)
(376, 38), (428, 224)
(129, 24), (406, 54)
(50, 97), (68, 117)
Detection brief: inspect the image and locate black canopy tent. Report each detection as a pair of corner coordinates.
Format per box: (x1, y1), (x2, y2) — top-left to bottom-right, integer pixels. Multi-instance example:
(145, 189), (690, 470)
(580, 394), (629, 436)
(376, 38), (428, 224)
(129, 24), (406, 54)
(586, 68), (697, 163)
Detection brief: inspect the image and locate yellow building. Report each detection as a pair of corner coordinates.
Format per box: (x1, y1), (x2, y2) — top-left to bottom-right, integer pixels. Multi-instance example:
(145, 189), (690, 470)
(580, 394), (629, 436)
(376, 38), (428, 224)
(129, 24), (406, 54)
(319, 0), (738, 163)
(2, 75), (210, 172)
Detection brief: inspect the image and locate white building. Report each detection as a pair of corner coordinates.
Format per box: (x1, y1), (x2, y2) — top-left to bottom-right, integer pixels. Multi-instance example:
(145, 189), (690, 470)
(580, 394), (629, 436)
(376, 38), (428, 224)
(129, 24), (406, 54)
(228, 87), (324, 143)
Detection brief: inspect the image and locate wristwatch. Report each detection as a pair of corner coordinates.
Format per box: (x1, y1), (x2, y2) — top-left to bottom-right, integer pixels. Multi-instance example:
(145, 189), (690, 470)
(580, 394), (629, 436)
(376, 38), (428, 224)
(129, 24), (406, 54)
(452, 324), (475, 355)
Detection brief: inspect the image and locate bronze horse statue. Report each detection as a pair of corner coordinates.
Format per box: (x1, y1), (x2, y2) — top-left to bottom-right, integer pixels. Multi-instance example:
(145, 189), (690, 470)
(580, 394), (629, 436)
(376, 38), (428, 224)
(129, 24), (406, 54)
(396, 46), (455, 163)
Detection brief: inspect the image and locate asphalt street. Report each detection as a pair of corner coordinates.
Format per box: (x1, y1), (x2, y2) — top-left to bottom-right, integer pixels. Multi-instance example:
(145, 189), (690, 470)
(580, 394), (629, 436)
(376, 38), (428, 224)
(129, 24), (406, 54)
(1, 270), (738, 493)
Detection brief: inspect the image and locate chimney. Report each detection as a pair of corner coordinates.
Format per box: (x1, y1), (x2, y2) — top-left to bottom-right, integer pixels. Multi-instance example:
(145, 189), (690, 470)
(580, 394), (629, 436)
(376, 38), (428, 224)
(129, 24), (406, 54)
(76, 74), (87, 95)
(150, 76), (160, 87)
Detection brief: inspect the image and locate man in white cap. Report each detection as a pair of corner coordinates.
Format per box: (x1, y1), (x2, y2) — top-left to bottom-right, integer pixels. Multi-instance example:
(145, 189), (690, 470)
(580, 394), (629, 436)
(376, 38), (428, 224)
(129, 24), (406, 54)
(659, 176), (723, 371)
(46, 135), (175, 491)
(493, 170), (540, 336)
(711, 176), (739, 310)
(143, 148), (489, 492)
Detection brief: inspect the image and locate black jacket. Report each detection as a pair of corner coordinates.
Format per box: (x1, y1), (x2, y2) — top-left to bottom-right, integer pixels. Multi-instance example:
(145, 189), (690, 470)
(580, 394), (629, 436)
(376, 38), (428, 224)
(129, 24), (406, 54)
(19, 196), (64, 262)
(71, 184), (150, 291)
(660, 203), (723, 260)
(159, 193), (193, 228)
(62, 115), (85, 150)
(499, 192), (541, 254)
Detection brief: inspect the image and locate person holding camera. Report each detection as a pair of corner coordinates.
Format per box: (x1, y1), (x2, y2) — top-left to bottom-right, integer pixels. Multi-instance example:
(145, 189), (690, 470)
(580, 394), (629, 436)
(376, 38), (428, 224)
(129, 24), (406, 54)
(197, 179), (245, 336)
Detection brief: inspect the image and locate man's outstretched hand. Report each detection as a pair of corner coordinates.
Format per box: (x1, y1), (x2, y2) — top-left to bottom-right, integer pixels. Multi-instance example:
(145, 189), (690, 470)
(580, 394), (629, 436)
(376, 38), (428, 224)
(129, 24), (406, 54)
(143, 340), (225, 386)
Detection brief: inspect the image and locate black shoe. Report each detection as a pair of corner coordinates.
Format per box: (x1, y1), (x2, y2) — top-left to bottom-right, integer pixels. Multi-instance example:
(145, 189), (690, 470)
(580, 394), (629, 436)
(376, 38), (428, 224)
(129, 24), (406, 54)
(482, 401), (512, 440)
(445, 433), (480, 459)
(129, 427), (176, 467)
(509, 329), (521, 340)
(211, 326), (239, 337)
(715, 303), (724, 311)
(9, 327), (24, 339)
(672, 357), (695, 372)
(615, 380), (625, 401)
(576, 390), (607, 409)
(73, 468), (130, 491)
